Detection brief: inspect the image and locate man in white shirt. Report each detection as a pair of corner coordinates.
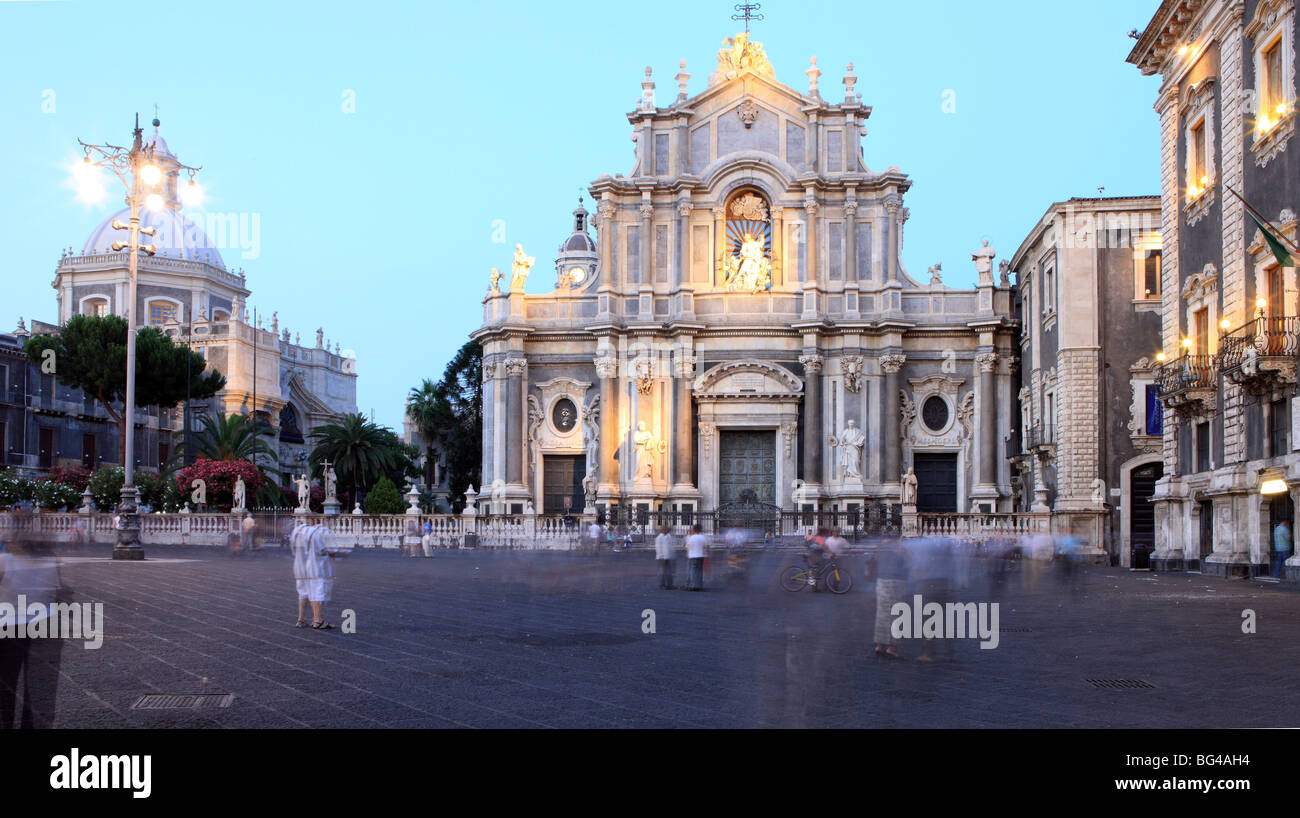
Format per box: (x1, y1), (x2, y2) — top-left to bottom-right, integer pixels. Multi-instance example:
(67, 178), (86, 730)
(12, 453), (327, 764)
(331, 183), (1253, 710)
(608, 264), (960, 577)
(685, 524), (710, 591)
(654, 526), (677, 589)
(291, 523), (346, 630)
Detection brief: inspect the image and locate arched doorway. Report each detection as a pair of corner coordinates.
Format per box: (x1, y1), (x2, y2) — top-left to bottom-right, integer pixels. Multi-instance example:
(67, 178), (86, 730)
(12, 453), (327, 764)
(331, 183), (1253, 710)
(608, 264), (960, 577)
(1129, 462), (1163, 569)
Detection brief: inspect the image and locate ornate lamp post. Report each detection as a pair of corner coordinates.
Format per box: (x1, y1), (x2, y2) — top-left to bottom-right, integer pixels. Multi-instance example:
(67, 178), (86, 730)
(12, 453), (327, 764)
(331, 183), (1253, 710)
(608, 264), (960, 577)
(78, 115), (198, 560)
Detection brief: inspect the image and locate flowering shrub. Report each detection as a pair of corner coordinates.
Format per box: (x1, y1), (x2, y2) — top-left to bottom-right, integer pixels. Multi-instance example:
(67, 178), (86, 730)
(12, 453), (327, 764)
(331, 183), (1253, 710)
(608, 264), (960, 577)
(47, 465), (92, 492)
(88, 466), (125, 511)
(174, 458), (262, 512)
(0, 470), (35, 509)
(32, 479), (82, 511)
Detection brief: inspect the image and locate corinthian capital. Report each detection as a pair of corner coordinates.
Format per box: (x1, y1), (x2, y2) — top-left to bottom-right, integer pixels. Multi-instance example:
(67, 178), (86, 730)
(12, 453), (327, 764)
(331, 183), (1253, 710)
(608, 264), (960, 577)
(638, 202), (654, 220)
(879, 353), (906, 374)
(594, 353), (618, 379)
(799, 353), (824, 374)
(504, 359), (528, 378)
(677, 200), (693, 217)
(975, 352), (999, 373)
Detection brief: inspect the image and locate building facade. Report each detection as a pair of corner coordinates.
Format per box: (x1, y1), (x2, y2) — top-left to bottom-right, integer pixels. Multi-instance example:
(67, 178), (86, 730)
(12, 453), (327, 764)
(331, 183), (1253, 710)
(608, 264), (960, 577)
(4, 120), (358, 486)
(1129, 0), (1299, 576)
(472, 34), (1019, 519)
(1010, 197), (1164, 565)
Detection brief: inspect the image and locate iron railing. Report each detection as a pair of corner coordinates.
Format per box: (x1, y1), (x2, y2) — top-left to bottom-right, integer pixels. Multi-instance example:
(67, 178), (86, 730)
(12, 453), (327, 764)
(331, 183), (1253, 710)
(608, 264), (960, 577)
(1156, 353), (1217, 394)
(1027, 423), (1055, 449)
(1218, 315), (1300, 371)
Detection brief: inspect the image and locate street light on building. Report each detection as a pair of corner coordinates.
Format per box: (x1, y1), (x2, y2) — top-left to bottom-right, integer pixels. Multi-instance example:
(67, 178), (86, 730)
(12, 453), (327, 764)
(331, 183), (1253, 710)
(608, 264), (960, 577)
(76, 115), (199, 560)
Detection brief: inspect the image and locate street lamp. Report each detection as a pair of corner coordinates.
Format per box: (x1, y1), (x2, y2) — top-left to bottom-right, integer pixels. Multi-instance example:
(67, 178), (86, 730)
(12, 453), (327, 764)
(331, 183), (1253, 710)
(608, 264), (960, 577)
(77, 115), (199, 560)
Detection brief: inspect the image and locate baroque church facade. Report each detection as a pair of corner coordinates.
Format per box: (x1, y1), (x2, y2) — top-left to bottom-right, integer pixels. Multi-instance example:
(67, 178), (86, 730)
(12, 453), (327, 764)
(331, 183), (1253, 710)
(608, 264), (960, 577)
(5, 120), (357, 486)
(472, 34), (1019, 518)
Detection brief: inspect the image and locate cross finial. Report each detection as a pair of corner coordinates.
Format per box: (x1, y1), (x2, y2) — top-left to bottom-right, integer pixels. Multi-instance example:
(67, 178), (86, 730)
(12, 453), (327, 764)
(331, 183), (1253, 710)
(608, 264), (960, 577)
(731, 3), (763, 33)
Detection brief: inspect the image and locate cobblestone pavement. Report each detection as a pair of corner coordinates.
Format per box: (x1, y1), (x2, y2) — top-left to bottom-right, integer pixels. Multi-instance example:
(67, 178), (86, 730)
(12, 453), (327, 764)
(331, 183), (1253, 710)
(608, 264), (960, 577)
(20, 543), (1300, 728)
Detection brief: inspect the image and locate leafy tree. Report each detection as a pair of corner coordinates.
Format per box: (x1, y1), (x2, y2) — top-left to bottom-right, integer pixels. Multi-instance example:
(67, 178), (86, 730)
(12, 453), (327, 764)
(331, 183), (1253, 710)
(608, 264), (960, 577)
(405, 378), (448, 487)
(308, 414), (401, 503)
(406, 341), (481, 512)
(25, 315), (226, 467)
(362, 476), (405, 515)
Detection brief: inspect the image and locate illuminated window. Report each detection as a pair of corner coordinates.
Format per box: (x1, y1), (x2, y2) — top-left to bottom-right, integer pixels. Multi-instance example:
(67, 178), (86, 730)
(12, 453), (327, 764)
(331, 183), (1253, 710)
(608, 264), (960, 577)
(1264, 38), (1285, 113)
(1141, 249), (1162, 298)
(1189, 119), (1207, 189)
(1194, 307), (1209, 356)
(82, 298), (109, 317)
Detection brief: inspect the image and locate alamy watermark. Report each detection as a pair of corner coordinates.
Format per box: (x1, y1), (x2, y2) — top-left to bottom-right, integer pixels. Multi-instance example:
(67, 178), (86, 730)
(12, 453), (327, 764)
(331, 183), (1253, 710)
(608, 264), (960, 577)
(1, 596), (104, 649)
(890, 595), (1000, 650)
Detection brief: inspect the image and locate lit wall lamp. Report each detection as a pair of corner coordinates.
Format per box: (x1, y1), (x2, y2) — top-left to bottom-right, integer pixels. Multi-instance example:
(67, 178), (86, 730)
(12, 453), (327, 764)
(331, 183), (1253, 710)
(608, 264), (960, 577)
(1260, 467), (1289, 496)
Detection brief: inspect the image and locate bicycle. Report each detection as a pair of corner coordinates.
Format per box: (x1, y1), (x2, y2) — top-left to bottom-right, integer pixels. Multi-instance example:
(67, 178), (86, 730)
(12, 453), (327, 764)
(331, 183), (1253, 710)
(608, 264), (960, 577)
(780, 551), (853, 594)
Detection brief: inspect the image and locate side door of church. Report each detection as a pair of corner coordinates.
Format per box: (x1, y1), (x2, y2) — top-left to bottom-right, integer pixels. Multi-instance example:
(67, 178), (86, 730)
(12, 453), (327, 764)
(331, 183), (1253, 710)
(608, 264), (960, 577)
(542, 455), (585, 515)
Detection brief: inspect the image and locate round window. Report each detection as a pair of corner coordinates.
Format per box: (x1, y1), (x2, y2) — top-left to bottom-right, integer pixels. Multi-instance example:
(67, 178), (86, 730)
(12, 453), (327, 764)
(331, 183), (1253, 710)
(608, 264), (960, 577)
(552, 398), (578, 433)
(922, 396), (950, 432)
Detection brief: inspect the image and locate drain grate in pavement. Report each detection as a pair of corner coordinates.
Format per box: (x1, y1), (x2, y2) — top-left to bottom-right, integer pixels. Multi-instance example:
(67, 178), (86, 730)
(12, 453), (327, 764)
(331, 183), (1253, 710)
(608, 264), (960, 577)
(1085, 679), (1155, 689)
(132, 693), (234, 710)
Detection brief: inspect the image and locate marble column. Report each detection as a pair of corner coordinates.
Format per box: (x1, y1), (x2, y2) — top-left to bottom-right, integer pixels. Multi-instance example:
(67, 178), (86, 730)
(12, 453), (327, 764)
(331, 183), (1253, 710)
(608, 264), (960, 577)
(639, 201), (653, 287)
(800, 353), (824, 489)
(504, 359), (527, 486)
(598, 199), (615, 290)
(844, 195), (858, 285)
(978, 352), (999, 487)
(595, 352), (620, 494)
(885, 199), (900, 284)
(675, 200), (690, 290)
(881, 354), (906, 485)
(674, 351), (696, 487)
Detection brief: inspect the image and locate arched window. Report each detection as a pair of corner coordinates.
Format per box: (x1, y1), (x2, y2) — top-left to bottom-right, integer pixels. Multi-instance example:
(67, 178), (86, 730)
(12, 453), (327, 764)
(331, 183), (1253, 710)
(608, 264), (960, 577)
(721, 188), (773, 293)
(80, 297), (110, 317)
(279, 404), (303, 444)
(146, 298), (181, 327)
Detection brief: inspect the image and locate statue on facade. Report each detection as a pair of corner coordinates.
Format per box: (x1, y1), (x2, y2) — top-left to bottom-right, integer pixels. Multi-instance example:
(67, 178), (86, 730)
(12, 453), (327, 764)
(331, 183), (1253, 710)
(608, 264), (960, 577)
(582, 472), (597, 508)
(972, 240), (997, 285)
(489, 267), (502, 295)
(830, 420), (865, 480)
(582, 399), (601, 479)
(295, 474), (311, 511)
(232, 476), (247, 512)
(510, 244), (534, 291)
(902, 467), (919, 506)
(633, 421), (654, 478)
(323, 462), (337, 501)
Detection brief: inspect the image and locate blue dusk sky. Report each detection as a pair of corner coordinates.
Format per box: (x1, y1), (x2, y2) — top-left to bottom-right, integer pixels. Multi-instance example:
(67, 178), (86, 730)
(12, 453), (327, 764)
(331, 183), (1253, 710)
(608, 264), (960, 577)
(0, 0), (1162, 433)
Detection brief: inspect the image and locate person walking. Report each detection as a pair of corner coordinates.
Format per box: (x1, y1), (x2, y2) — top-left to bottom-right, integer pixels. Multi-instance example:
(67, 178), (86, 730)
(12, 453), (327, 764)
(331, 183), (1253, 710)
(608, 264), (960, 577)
(291, 522), (346, 630)
(655, 525), (676, 589)
(871, 538), (908, 660)
(1273, 520), (1292, 579)
(685, 524), (709, 591)
(0, 512), (64, 727)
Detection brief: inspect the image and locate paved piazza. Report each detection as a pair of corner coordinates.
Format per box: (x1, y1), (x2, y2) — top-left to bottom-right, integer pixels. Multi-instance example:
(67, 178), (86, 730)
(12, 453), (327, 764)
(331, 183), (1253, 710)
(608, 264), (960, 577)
(32, 543), (1300, 729)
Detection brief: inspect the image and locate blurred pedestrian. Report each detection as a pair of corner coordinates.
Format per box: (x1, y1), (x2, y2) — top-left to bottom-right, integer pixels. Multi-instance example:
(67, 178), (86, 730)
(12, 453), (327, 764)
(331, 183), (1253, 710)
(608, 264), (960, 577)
(871, 538), (908, 660)
(1273, 520), (1292, 579)
(686, 524), (709, 591)
(909, 537), (955, 663)
(655, 525), (676, 589)
(0, 511), (64, 727)
(291, 522), (347, 630)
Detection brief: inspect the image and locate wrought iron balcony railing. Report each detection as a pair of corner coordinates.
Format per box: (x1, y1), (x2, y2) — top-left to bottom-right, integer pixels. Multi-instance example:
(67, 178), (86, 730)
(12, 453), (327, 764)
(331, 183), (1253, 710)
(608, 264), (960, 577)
(1027, 423), (1055, 450)
(1217, 315), (1299, 396)
(1156, 353), (1218, 418)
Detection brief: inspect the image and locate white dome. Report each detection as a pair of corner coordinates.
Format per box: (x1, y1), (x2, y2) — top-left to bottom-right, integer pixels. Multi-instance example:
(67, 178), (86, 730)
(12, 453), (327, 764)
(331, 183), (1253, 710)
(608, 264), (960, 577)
(82, 206), (225, 269)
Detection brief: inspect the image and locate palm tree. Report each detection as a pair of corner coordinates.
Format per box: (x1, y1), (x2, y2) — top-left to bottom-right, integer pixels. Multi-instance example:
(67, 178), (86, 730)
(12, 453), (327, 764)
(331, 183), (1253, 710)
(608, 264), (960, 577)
(185, 412), (281, 505)
(187, 412), (276, 462)
(308, 414), (400, 503)
(406, 378), (450, 486)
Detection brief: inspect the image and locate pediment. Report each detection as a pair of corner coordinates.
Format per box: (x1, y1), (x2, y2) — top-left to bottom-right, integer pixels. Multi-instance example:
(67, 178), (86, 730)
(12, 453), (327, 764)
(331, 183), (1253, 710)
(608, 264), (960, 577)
(694, 360), (803, 398)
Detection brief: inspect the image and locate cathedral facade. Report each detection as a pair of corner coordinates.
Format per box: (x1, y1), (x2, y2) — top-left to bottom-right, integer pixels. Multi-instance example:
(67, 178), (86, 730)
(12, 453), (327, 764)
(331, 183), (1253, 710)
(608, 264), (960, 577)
(472, 34), (1018, 518)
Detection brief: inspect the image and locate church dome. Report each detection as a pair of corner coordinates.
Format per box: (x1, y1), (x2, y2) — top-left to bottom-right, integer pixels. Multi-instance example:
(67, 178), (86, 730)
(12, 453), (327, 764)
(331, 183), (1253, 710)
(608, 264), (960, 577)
(82, 206), (226, 269)
(563, 232), (596, 252)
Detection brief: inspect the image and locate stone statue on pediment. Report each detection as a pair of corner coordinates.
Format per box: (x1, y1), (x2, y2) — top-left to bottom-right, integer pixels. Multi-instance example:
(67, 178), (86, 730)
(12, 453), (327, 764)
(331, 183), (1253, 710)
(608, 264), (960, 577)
(511, 244), (534, 292)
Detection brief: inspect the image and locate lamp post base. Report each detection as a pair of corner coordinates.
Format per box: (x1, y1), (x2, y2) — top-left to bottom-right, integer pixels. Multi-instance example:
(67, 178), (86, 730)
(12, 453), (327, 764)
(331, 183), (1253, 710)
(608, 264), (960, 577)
(113, 485), (145, 561)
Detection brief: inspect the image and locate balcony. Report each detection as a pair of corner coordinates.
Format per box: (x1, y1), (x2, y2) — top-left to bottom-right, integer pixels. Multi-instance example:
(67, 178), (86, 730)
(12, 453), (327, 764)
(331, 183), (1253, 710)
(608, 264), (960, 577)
(1156, 354), (1217, 419)
(1027, 423), (1055, 454)
(1218, 315), (1298, 398)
